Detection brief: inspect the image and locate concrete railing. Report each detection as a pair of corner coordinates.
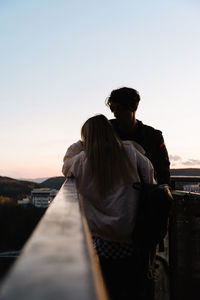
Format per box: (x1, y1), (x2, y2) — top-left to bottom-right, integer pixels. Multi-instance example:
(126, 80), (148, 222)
(0, 179), (108, 300)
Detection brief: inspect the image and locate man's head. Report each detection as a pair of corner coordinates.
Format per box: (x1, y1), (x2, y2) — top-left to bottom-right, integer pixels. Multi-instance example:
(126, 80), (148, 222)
(106, 87), (140, 123)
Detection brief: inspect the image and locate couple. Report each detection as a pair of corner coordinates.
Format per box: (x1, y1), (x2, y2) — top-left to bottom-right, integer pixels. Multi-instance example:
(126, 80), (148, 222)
(62, 87), (170, 300)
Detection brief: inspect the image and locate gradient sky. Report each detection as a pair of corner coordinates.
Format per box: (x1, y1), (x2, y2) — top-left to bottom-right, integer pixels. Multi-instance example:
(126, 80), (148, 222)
(1, 0), (200, 179)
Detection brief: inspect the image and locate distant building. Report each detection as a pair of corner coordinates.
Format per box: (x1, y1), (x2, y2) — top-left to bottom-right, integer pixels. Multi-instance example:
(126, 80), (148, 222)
(18, 198), (31, 206)
(31, 188), (58, 208)
(183, 184), (200, 193)
(171, 176), (200, 191)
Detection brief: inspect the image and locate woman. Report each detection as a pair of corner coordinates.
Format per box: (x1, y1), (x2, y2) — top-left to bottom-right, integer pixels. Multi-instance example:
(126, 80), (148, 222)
(62, 114), (156, 299)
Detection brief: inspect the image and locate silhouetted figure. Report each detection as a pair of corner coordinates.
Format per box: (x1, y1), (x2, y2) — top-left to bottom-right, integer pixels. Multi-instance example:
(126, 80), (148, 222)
(62, 114), (156, 300)
(106, 87), (170, 184)
(106, 87), (171, 299)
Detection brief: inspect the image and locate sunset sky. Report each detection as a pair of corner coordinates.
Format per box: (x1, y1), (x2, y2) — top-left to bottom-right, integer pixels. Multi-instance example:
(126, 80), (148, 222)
(1, 0), (200, 179)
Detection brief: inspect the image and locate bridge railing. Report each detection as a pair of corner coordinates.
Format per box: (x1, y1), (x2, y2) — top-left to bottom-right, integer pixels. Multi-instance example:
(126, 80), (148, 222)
(0, 178), (108, 300)
(169, 176), (200, 300)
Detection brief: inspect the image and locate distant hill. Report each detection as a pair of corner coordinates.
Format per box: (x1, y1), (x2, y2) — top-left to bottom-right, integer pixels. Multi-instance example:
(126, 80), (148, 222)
(39, 176), (66, 189)
(170, 168), (200, 176)
(19, 177), (49, 183)
(2, 169), (199, 201)
(0, 176), (39, 200)
(0, 176), (66, 201)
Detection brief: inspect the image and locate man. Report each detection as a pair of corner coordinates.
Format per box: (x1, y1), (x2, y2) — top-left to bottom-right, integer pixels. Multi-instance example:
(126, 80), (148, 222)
(106, 87), (171, 299)
(106, 87), (170, 184)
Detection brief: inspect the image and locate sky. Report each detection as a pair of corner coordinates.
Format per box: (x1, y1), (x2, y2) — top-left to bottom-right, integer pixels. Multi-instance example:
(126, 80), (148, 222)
(0, 0), (200, 179)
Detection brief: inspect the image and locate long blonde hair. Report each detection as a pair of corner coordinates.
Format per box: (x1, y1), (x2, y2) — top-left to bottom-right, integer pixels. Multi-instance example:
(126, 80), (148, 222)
(81, 114), (137, 197)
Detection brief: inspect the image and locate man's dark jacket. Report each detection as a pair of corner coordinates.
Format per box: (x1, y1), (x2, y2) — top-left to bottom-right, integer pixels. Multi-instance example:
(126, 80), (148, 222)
(110, 119), (170, 184)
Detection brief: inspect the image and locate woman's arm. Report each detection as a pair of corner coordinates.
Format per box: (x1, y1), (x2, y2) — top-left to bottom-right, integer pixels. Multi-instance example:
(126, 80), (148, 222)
(62, 140), (83, 177)
(63, 140), (83, 160)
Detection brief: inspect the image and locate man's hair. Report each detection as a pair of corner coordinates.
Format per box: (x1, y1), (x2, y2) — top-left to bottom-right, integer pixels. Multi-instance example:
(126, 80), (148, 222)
(81, 114), (138, 197)
(106, 87), (140, 111)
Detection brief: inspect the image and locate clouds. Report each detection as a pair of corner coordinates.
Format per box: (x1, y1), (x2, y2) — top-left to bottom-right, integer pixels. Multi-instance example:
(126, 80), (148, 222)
(169, 155), (200, 168)
(169, 155), (182, 162)
(182, 159), (200, 166)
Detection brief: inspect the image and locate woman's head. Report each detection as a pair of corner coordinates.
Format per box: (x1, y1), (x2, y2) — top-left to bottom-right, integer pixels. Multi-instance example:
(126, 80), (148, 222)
(81, 114), (121, 150)
(80, 114), (137, 197)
